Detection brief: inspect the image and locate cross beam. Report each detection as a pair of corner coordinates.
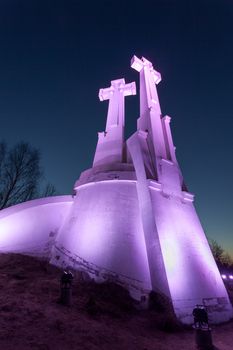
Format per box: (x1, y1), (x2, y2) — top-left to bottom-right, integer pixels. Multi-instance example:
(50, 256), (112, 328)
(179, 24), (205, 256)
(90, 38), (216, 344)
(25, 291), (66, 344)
(99, 78), (136, 130)
(131, 55), (161, 84)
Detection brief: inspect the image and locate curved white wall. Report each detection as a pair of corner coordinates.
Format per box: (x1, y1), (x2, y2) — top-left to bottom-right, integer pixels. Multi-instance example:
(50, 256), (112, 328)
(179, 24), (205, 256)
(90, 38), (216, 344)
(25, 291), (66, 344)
(53, 180), (151, 297)
(0, 196), (73, 258)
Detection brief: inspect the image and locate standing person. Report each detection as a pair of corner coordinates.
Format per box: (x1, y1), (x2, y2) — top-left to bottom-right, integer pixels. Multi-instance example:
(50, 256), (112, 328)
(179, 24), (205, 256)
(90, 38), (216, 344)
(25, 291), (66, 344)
(61, 269), (73, 289)
(60, 269), (74, 306)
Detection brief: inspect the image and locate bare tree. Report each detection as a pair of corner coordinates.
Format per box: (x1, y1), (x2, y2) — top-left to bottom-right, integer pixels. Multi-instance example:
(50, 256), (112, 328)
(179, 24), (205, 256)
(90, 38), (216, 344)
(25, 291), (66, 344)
(208, 238), (224, 265)
(208, 238), (233, 268)
(0, 141), (57, 210)
(221, 253), (233, 268)
(41, 183), (57, 197)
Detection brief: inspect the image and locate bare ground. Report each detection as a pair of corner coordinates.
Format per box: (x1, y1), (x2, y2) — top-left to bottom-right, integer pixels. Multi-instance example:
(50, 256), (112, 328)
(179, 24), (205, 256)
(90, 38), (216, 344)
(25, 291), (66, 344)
(0, 254), (232, 350)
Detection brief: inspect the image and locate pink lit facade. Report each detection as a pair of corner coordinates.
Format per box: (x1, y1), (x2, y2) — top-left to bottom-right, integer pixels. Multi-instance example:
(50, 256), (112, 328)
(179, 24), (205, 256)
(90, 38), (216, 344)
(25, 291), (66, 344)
(93, 78), (136, 166)
(0, 56), (232, 324)
(0, 196), (72, 257)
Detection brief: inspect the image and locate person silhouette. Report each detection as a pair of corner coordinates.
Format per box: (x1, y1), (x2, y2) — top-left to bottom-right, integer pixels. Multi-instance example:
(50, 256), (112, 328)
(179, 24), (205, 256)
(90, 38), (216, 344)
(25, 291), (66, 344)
(61, 269), (73, 289)
(193, 305), (209, 329)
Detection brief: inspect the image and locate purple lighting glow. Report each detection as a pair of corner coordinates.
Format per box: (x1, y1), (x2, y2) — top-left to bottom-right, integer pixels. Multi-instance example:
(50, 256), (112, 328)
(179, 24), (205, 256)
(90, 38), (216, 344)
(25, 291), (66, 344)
(0, 55), (232, 325)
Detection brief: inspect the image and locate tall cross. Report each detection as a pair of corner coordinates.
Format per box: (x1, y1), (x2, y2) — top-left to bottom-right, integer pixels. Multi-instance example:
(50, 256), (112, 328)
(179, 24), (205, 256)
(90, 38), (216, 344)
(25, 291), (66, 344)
(131, 56), (161, 114)
(99, 78), (136, 131)
(93, 78), (136, 167)
(131, 55), (167, 161)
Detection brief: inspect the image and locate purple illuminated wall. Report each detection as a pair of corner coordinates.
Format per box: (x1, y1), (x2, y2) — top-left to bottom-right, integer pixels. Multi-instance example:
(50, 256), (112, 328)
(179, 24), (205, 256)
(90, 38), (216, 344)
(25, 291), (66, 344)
(0, 196), (72, 257)
(0, 55), (232, 324)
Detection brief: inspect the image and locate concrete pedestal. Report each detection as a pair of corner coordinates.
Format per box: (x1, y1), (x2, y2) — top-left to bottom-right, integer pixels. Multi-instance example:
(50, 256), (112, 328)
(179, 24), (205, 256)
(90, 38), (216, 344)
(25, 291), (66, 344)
(195, 328), (213, 350)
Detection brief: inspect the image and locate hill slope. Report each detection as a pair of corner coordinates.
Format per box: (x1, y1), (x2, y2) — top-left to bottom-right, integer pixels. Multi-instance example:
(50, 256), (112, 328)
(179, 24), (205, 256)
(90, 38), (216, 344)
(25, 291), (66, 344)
(0, 254), (232, 350)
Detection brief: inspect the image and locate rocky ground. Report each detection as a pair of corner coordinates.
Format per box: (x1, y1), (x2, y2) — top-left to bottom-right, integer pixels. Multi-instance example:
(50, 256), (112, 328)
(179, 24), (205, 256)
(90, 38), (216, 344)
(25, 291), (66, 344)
(0, 253), (232, 350)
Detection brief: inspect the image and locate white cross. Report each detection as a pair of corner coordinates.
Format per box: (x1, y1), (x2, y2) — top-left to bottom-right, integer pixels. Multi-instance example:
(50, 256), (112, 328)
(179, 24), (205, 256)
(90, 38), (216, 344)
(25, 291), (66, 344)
(131, 55), (161, 84)
(99, 78), (136, 130)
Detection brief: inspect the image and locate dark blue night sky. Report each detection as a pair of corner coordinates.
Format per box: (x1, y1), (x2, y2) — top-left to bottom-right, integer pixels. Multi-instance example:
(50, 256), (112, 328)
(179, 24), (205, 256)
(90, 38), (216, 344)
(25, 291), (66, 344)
(0, 0), (233, 254)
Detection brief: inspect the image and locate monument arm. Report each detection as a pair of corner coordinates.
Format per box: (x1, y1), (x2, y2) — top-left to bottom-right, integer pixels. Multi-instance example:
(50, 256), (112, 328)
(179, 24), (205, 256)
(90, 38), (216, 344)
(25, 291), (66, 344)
(122, 82), (136, 96)
(151, 69), (161, 84)
(131, 55), (161, 84)
(99, 79), (136, 102)
(131, 55), (144, 72)
(99, 87), (114, 101)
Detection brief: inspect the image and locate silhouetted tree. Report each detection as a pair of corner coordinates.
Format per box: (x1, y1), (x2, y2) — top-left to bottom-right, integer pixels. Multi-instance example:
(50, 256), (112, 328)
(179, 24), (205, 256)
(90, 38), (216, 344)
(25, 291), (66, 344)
(41, 183), (57, 197)
(208, 238), (233, 268)
(208, 239), (224, 264)
(221, 253), (233, 268)
(0, 141), (57, 209)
